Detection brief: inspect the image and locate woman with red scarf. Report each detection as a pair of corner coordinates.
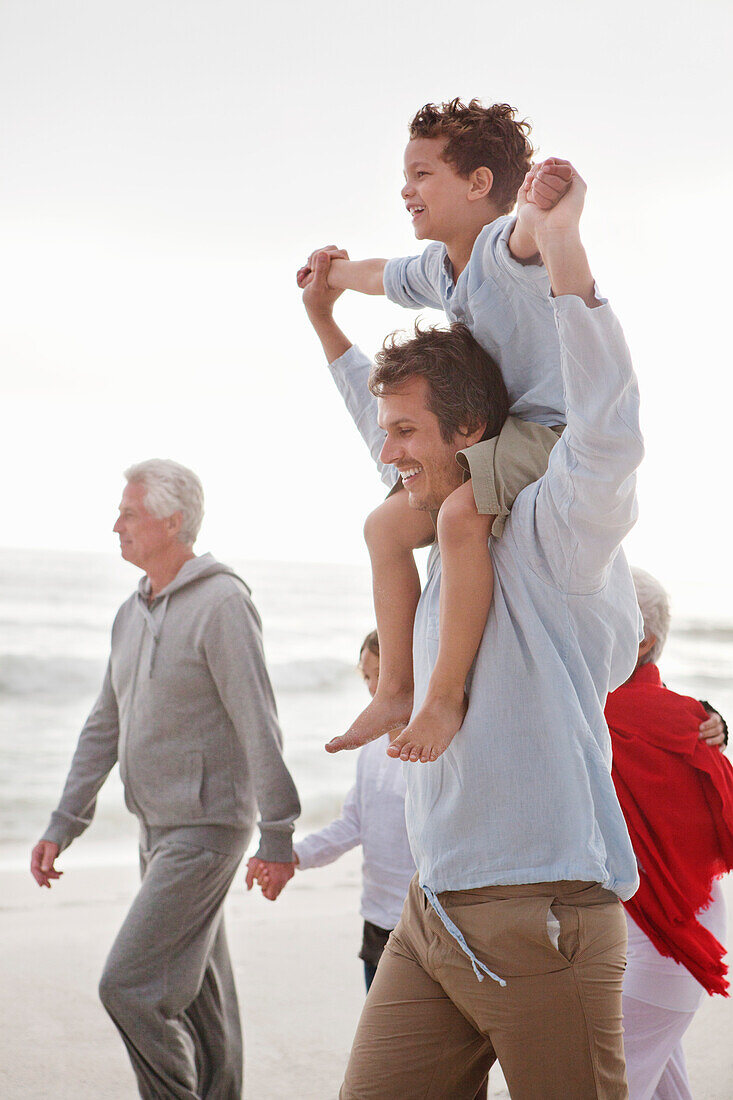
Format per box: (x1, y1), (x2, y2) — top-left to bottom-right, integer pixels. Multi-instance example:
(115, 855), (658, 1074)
(606, 567), (733, 1100)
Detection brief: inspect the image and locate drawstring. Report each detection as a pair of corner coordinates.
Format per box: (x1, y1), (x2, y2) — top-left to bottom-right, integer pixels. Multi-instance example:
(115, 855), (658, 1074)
(422, 885), (506, 987)
(136, 593), (170, 677)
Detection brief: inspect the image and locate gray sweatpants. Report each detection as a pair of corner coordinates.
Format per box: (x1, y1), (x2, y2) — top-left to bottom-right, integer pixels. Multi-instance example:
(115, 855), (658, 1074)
(99, 824), (248, 1100)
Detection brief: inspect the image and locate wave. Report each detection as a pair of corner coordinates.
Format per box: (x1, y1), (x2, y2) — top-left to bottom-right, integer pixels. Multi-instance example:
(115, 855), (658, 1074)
(269, 658), (355, 693)
(0, 652), (355, 701)
(0, 653), (104, 700)
(673, 620), (733, 643)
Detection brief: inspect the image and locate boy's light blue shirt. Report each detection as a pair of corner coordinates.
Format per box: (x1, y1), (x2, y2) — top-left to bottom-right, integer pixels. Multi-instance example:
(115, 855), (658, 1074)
(329, 294), (644, 903)
(384, 215), (566, 426)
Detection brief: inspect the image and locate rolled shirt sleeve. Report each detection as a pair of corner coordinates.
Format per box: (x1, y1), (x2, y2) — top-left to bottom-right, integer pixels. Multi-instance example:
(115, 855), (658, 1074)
(41, 660), (120, 852)
(203, 591), (301, 862)
(383, 246), (445, 310)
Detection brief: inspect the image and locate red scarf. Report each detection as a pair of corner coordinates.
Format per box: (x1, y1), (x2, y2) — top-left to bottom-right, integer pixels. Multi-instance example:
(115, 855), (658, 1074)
(605, 662), (733, 996)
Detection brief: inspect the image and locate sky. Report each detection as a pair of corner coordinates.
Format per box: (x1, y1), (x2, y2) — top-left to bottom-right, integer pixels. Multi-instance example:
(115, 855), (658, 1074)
(1, 0), (732, 615)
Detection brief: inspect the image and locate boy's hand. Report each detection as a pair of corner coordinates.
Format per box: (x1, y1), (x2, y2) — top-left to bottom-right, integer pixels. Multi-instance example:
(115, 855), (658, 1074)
(510, 158), (574, 261)
(516, 159), (584, 247)
(245, 856), (295, 901)
(519, 158), (573, 213)
(516, 161), (595, 306)
(297, 245), (348, 289)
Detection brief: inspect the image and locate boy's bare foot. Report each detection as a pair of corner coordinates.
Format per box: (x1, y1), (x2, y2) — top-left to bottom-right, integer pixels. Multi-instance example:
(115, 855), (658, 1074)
(325, 689), (413, 753)
(387, 690), (467, 763)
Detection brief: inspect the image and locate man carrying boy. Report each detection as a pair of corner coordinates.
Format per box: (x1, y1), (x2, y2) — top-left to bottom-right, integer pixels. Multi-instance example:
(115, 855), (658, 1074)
(303, 165), (644, 1097)
(299, 100), (570, 765)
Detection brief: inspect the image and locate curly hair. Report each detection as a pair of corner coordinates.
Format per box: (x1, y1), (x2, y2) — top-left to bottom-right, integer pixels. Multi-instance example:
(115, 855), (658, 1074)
(408, 98), (534, 215)
(369, 323), (509, 445)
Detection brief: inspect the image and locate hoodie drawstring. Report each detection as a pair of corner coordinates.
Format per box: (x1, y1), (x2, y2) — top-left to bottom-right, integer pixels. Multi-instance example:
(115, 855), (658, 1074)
(136, 593), (170, 677)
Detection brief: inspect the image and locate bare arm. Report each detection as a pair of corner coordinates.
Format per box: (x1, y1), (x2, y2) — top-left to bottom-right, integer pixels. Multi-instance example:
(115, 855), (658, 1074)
(514, 162), (596, 305)
(297, 246), (386, 296)
(327, 257), (386, 294)
(508, 158), (574, 263)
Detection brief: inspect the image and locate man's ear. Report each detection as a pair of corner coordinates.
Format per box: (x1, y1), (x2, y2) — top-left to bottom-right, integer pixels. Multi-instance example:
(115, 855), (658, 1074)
(638, 633), (657, 660)
(166, 511), (184, 539)
(459, 422), (488, 448)
(467, 167), (493, 202)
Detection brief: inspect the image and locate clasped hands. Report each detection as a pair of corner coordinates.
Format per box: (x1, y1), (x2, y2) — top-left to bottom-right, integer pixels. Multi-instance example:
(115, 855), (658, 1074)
(245, 856), (296, 901)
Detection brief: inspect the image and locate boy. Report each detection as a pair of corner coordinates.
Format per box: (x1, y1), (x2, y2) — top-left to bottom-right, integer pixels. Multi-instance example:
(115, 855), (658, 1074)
(298, 100), (570, 763)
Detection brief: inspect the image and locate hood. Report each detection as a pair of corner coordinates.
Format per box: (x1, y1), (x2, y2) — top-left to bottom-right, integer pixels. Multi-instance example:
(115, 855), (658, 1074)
(135, 553), (249, 677)
(136, 552), (250, 602)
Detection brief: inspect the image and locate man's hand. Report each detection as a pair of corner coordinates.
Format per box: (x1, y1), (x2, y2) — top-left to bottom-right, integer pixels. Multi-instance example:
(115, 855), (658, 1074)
(30, 840), (62, 888)
(297, 245), (347, 290)
(302, 250), (352, 363)
(699, 710), (727, 751)
(245, 856), (295, 901)
(302, 249), (349, 320)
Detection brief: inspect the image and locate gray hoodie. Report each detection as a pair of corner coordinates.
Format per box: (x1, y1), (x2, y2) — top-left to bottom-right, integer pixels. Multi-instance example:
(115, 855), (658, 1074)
(42, 554), (300, 862)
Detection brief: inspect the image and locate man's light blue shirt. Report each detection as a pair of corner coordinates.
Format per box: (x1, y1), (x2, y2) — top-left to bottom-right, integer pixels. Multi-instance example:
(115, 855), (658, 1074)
(384, 215), (566, 426)
(329, 294), (643, 904)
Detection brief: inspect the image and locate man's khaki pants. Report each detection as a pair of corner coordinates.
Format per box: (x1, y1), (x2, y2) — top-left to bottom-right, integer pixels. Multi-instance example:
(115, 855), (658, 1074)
(341, 877), (628, 1100)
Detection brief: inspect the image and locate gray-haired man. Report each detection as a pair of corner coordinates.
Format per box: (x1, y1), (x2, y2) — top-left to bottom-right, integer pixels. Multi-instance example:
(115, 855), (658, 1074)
(30, 459), (300, 1100)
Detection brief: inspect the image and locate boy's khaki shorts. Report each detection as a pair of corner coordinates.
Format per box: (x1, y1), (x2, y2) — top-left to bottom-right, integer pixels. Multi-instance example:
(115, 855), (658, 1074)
(457, 417), (564, 537)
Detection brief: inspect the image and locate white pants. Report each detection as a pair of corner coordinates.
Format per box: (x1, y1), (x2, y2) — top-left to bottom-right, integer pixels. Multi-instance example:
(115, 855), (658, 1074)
(622, 883), (728, 1100)
(622, 995), (694, 1100)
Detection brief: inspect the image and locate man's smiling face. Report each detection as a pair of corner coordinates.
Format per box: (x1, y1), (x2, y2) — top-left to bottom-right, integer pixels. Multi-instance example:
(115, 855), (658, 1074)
(377, 376), (468, 510)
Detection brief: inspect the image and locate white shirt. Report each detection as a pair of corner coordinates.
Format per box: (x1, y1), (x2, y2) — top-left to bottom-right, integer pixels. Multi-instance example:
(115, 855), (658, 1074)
(294, 734), (416, 930)
(329, 294), (644, 901)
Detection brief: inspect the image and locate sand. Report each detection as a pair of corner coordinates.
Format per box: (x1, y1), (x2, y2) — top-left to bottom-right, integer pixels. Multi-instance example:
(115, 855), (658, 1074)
(2, 850), (732, 1099)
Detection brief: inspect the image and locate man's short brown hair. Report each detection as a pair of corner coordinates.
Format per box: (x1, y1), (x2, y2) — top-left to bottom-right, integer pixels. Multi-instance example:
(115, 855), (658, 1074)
(369, 323), (509, 444)
(409, 98), (533, 215)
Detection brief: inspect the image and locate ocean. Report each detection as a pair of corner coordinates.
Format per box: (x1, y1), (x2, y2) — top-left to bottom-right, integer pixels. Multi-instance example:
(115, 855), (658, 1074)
(2, 547), (732, 870)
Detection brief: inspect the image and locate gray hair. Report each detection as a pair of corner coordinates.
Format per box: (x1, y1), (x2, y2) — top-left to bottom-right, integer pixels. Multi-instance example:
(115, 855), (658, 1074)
(631, 567), (671, 665)
(124, 459), (204, 546)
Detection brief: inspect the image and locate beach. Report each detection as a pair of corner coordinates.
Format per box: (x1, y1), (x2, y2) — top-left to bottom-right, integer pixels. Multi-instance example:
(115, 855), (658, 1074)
(4, 549), (733, 1097)
(3, 851), (733, 1099)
